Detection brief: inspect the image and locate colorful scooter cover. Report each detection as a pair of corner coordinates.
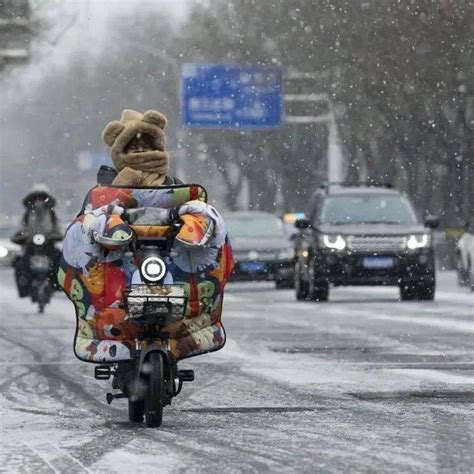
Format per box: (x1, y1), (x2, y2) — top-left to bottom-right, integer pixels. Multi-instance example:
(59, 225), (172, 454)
(58, 184), (234, 363)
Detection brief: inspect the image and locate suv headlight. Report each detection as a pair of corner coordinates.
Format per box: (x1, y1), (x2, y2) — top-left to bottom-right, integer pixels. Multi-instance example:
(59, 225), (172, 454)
(321, 234), (346, 250)
(406, 234), (430, 250)
(0, 245), (8, 258)
(278, 248), (295, 260)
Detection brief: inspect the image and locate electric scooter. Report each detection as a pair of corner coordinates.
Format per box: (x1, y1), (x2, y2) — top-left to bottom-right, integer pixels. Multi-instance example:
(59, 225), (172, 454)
(93, 221), (194, 427)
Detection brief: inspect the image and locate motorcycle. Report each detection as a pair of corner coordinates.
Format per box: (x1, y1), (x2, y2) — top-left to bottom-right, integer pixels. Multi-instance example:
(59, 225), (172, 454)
(92, 219), (195, 428)
(13, 232), (61, 313)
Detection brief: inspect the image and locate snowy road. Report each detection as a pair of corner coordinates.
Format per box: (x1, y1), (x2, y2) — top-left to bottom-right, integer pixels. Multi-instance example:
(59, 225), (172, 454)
(1, 269), (473, 473)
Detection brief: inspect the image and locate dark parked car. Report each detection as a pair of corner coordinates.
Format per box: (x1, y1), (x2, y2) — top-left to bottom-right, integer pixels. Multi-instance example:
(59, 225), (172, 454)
(225, 211), (295, 288)
(294, 184), (438, 301)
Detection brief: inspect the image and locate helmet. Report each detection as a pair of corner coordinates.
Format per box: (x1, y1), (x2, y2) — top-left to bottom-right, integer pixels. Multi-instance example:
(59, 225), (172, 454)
(22, 184), (56, 207)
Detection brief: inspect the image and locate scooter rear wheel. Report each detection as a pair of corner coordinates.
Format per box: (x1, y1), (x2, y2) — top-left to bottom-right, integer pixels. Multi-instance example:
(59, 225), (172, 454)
(144, 352), (165, 428)
(128, 398), (144, 423)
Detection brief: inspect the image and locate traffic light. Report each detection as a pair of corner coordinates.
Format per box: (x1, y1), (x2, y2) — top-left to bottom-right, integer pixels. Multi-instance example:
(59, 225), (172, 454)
(0, 0), (30, 65)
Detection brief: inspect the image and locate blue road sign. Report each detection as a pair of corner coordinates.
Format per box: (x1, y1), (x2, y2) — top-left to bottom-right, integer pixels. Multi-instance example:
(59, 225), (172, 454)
(181, 64), (283, 129)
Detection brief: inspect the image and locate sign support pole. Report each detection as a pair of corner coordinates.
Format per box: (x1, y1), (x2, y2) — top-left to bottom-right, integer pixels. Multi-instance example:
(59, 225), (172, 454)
(284, 81), (345, 183)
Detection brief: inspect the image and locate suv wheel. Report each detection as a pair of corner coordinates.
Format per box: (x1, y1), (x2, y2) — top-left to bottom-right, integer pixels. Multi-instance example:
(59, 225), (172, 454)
(399, 283), (416, 301)
(400, 279), (435, 301)
(308, 262), (329, 302)
(415, 281), (435, 301)
(295, 262), (309, 300)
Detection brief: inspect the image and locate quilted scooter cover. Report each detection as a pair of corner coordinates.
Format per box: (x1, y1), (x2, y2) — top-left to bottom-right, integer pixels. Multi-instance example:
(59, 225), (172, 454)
(58, 184), (234, 363)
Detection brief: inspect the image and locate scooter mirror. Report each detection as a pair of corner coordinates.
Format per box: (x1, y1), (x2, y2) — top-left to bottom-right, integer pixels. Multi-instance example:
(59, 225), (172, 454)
(93, 231), (133, 248)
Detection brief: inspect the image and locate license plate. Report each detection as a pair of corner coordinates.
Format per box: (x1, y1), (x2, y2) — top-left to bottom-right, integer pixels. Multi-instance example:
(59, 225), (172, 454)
(143, 300), (170, 316)
(129, 300), (172, 325)
(29, 255), (50, 270)
(362, 257), (394, 269)
(124, 285), (187, 324)
(240, 261), (267, 273)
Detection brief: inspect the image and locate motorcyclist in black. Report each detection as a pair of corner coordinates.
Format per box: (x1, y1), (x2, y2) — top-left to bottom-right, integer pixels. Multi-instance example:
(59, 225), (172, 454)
(12, 185), (62, 298)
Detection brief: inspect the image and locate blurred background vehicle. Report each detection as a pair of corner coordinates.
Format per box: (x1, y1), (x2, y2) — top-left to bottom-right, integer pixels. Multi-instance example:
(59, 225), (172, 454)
(455, 216), (474, 290)
(12, 230), (61, 313)
(225, 211), (295, 288)
(294, 183), (438, 302)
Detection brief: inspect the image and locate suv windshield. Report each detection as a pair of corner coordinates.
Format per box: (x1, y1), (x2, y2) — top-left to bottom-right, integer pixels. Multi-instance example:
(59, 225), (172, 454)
(225, 215), (285, 238)
(319, 194), (418, 225)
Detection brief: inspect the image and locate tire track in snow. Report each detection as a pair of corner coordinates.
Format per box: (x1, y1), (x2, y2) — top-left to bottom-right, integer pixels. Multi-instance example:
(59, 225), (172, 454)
(22, 441), (92, 473)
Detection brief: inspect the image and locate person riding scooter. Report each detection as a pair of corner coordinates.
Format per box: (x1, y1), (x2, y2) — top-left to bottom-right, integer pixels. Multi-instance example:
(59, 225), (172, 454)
(58, 109), (234, 426)
(12, 185), (62, 309)
(12, 184), (62, 245)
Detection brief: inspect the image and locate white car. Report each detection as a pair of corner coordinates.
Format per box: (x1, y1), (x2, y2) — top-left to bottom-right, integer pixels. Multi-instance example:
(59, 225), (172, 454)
(456, 217), (474, 290)
(0, 226), (21, 267)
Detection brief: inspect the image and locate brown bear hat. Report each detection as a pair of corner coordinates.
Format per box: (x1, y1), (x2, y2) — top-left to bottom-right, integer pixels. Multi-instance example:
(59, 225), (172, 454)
(102, 109), (170, 186)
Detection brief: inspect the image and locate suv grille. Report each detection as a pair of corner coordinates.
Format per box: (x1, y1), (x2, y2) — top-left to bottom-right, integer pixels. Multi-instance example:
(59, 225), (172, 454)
(347, 236), (406, 252)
